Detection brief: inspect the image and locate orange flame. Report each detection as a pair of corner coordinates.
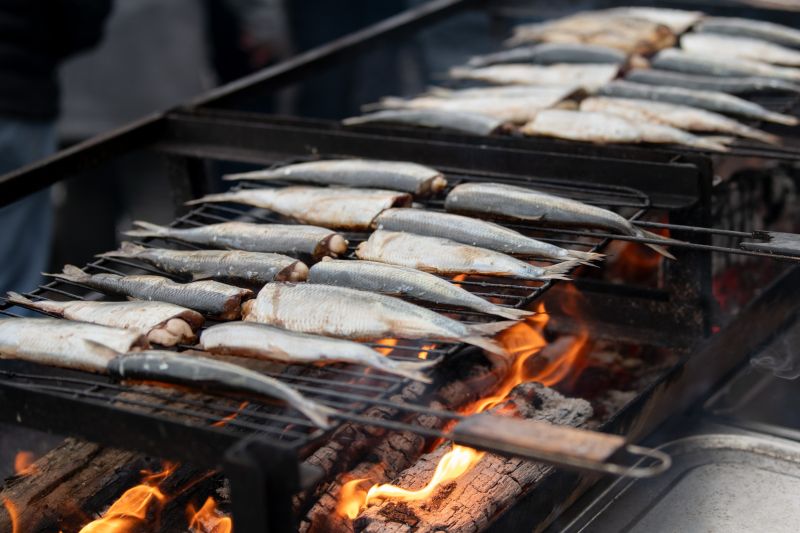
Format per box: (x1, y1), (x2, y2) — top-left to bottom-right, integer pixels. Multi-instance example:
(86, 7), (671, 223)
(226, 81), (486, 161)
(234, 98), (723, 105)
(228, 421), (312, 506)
(451, 274), (467, 289)
(13, 451), (37, 476)
(187, 497), (232, 533)
(417, 344), (437, 360)
(374, 338), (398, 356)
(78, 463), (177, 533)
(608, 222), (669, 282)
(2, 497), (19, 533)
(337, 479), (368, 519)
(211, 401), (249, 428)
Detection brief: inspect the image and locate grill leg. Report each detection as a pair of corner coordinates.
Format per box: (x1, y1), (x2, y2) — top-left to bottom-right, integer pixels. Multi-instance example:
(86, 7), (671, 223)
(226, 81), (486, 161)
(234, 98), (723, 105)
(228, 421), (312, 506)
(224, 436), (300, 533)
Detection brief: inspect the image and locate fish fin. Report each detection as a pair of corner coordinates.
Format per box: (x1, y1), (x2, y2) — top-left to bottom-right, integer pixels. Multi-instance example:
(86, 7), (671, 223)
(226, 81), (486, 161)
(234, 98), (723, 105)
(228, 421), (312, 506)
(566, 250), (605, 264)
(83, 339), (126, 359)
(463, 336), (510, 358)
(765, 112), (798, 127)
(97, 241), (146, 259)
(184, 192), (239, 206)
(487, 306), (536, 320)
(222, 170), (277, 181)
(190, 272), (214, 281)
(740, 127), (781, 146)
(540, 260), (581, 280)
(378, 361), (434, 383)
(392, 358), (440, 371)
(124, 220), (170, 238)
(634, 228), (677, 260)
(43, 264), (90, 283)
(302, 403), (339, 430)
(5, 291), (34, 307)
(468, 320), (518, 336)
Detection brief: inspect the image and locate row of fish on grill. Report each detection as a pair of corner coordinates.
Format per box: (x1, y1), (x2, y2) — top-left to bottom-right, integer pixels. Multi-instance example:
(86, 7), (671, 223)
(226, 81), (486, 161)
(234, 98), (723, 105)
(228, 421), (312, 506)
(344, 6), (800, 149)
(0, 159), (674, 428)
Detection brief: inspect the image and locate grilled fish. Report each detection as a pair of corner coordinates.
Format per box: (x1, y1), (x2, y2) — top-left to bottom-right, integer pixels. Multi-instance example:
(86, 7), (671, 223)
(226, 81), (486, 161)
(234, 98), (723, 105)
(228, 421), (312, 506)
(186, 187), (412, 231)
(199, 322), (436, 382)
(100, 242), (307, 284)
(5, 292), (202, 346)
(445, 182), (676, 259)
(224, 159), (447, 197)
(653, 49), (800, 82)
(424, 85), (579, 101)
(580, 97), (779, 145)
(449, 64), (619, 90)
(697, 17), (800, 48)
(111, 350), (337, 428)
(467, 43), (626, 68)
(373, 208), (602, 263)
(372, 95), (560, 124)
(600, 7), (703, 33)
(46, 265), (252, 320)
(508, 13), (676, 54)
(342, 109), (506, 136)
(0, 317), (148, 372)
(242, 283), (512, 357)
(356, 230), (577, 281)
(625, 69), (800, 95)
(521, 109), (728, 151)
(597, 81), (799, 126)
(682, 33), (800, 67)
(125, 221), (348, 260)
(308, 258), (534, 320)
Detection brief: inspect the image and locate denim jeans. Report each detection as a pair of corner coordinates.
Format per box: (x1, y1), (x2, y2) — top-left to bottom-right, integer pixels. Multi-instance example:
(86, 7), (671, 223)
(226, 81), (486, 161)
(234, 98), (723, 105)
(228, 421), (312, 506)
(0, 118), (57, 297)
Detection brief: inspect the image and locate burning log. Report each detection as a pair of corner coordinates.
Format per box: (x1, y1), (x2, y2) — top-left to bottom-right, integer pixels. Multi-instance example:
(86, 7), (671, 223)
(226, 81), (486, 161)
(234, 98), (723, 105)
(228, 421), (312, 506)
(354, 383), (592, 533)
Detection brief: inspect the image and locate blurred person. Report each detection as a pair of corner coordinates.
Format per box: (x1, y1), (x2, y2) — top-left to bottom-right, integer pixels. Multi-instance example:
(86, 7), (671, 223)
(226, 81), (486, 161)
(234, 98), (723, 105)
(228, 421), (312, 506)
(0, 0), (111, 298)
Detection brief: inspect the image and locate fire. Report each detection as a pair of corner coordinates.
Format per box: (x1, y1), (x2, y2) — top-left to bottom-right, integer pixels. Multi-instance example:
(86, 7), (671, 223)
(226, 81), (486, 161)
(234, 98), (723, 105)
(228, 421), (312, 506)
(187, 497), (232, 533)
(417, 344), (437, 360)
(338, 293), (594, 518)
(374, 338), (398, 356)
(78, 463), (176, 533)
(608, 222), (669, 282)
(2, 497), (19, 533)
(211, 401), (249, 427)
(13, 451), (37, 476)
(451, 274), (467, 288)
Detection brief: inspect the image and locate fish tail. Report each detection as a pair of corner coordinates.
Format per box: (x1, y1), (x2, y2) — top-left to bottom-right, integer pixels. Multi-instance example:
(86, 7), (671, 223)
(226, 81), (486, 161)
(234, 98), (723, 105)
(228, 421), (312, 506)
(764, 111), (799, 126)
(124, 220), (171, 238)
(566, 250), (606, 265)
(300, 402), (339, 430)
(540, 260), (581, 280)
(485, 305), (536, 320)
(43, 264), (91, 283)
(468, 320), (518, 336)
(448, 67), (472, 79)
(463, 336), (510, 357)
(97, 241), (146, 259)
(5, 291), (33, 307)
(184, 192), (241, 206)
(634, 228), (677, 260)
(222, 169), (277, 181)
(378, 361), (434, 383)
(366, 97), (408, 112)
(694, 136), (730, 152)
(737, 126), (781, 146)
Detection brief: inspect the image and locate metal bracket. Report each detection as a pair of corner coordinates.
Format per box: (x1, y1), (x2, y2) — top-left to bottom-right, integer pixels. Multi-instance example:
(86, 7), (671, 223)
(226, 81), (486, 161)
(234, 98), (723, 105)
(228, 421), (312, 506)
(740, 232), (800, 258)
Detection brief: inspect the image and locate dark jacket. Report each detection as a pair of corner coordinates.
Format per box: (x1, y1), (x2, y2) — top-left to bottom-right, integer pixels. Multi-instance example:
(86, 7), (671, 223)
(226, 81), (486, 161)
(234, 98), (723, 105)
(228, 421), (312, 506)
(0, 0), (112, 120)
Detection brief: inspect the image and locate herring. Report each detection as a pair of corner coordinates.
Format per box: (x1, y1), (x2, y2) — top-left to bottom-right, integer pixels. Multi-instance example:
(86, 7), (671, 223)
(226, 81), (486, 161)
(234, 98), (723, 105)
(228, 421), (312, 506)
(355, 230), (578, 281)
(99, 242), (308, 284)
(448, 63), (619, 90)
(696, 17), (800, 48)
(652, 49), (800, 82)
(242, 283), (513, 358)
(308, 258), (534, 320)
(467, 43), (626, 68)
(186, 186), (412, 231)
(625, 69), (800, 95)
(199, 322), (437, 383)
(45, 265), (252, 319)
(373, 208), (602, 263)
(342, 109), (506, 136)
(445, 182), (676, 259)
(223, 159), (447, 197)
(125, 221), (348, 260)
(681, 33), (800, 67)
(5, 292), (203, 346)
(597, 81), (799, 126)
(599, 7), (703, 34)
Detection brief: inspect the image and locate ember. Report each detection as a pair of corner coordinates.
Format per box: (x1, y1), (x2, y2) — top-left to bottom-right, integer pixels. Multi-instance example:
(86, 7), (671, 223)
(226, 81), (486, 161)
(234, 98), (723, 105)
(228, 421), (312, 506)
(13, 451), (37, 477)
(2, 497), (19, 533)
(374, 338), (399, 356)
(187, 497), (232, 533)
(211, 401), (249, 428)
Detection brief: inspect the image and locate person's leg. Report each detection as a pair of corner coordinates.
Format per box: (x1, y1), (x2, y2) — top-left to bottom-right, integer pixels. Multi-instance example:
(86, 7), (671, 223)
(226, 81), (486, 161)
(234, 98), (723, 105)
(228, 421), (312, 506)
(0, 118), (57, 297)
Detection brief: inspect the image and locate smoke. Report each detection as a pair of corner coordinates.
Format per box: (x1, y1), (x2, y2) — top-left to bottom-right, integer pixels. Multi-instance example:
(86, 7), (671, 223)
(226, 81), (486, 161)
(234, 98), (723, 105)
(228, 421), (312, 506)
(750, 322), (800, 380)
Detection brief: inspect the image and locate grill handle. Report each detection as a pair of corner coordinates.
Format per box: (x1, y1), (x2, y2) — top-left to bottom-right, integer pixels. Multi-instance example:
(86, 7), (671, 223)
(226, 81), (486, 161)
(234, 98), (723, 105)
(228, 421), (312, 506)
(451, 413), (670, 478)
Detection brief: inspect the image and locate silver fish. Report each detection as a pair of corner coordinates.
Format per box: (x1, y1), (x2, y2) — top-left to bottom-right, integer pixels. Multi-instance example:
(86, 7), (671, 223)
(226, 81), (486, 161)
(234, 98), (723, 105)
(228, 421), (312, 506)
(445, 182), (676, 259)
(224, 159), (447, 197)
(652, 49), (800, 82)
(521, 109), (728, 151)
(682, 33), (800, 67)
(0, 317), (148, 372)
(449, 63), (619, 90)
(199, 322), (436, 382)
(186, 186), (412, 231)
(46, 265), (252, 320)
(625, 69), (800, 95)
(599, 7), (703, 33)
(125, 221), (348, 260)
(424, 85), (579, 100)
(342, 109), (506, 136)
(308, 258), (534, 320)
(373, 208), (602, 263)
(372, 93), (568, 123)
(99, 242), (307, 284)
(110, 350), (337, 428)
(580, 97), (779, 145)
(597, 81), (799, 126)
(467, 43), (626, 68)
(697, 17), (800, 48)
(242, 283), (512, 357)
(355, 230), (577, 281)
(5, 292), (203, 347)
